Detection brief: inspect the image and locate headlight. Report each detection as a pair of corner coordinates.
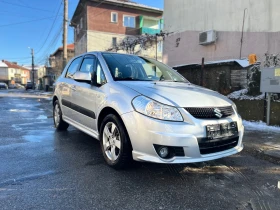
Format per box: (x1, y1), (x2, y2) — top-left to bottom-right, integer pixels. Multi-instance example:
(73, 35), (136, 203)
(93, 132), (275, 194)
(132, 96), (183, 122)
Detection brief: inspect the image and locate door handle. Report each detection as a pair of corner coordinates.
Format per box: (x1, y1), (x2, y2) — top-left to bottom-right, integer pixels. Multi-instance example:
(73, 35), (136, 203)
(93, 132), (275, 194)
(71, 85), (76, 91)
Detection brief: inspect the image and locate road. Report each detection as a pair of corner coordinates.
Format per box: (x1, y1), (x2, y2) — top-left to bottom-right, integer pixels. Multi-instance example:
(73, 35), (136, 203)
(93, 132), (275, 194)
(0, 93), (279, 210)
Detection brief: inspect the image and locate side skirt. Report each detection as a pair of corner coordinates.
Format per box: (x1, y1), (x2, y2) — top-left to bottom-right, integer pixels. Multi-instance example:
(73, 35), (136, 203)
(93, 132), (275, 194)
(63, 115), (100, 140)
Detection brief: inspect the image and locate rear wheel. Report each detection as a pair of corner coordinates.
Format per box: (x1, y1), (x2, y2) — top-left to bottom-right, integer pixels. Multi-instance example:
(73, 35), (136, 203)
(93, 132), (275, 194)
(53, 100), (69, 131)
(100, 114), (133, 169)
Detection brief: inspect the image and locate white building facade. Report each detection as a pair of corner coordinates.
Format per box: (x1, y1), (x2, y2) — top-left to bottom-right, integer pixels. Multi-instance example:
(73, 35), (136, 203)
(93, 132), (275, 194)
(163, 0), (280, 66)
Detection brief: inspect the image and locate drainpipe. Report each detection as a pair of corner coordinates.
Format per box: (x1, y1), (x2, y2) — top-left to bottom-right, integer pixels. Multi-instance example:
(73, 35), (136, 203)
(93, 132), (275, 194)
(201, 57), (205, 87)
(239, 8), (247, 59)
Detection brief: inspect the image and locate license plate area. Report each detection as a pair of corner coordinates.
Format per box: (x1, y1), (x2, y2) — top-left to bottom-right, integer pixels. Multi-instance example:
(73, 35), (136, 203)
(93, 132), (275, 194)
(206, 122), (238, 140)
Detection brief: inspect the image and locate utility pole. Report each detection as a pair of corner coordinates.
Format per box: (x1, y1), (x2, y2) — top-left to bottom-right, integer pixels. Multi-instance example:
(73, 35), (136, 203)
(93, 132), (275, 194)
(155, 34), (158, 60)
(62, 0), (68, 69)
(31, 48), (35, 90)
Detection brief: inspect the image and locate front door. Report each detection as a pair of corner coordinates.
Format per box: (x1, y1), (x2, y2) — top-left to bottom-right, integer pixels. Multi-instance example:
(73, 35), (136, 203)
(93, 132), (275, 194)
(71, 55), (98, 131)
(60, 56), (83, 118)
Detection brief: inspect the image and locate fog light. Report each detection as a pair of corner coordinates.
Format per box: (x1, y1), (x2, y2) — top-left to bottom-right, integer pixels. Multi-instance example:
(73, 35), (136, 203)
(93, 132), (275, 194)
(158, 147), (169, 158)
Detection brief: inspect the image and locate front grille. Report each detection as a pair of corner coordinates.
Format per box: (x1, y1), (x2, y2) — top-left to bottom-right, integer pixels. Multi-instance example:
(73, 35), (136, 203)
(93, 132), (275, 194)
(198, 136), (239, 155)
(185, 106), (234, 119)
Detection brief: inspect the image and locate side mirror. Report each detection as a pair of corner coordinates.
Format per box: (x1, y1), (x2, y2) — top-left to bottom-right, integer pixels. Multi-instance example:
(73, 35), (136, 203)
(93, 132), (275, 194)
(73, 71), (91, 83)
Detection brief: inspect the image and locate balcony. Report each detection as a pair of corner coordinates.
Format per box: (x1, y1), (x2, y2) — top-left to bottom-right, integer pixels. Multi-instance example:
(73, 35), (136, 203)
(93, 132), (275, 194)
(139, 15), (163, 35)
(140, 27), (160, 35)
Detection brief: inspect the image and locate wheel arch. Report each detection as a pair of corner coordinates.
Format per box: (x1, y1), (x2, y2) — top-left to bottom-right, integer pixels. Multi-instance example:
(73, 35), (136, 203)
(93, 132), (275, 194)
(52, 95), (59, 106)
(98, 107), (123, 133)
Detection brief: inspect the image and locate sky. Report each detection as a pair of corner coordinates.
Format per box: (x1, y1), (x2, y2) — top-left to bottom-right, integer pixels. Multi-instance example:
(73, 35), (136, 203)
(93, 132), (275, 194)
(0, 0), (163, 66)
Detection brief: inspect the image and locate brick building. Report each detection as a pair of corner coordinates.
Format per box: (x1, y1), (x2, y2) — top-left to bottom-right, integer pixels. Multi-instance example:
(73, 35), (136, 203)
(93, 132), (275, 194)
(49, 43), (75, 76)
(70, 0), (163, 60)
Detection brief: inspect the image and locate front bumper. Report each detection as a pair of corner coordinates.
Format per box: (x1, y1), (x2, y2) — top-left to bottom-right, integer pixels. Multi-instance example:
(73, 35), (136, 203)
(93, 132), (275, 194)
(121, 109), (244, 164)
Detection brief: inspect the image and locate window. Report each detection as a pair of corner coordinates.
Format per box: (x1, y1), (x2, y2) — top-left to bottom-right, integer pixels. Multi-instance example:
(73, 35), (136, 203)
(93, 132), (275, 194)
(123, 15), (135, 28)
(11, 69), (14, 73)
(96, 62), (106, 85)
(66, 57), (82, 78)
(111, 12), (118, 23)
(158, 41), (163, 53)
(112, 37), (117, 47)
(79, 56), (96, 74)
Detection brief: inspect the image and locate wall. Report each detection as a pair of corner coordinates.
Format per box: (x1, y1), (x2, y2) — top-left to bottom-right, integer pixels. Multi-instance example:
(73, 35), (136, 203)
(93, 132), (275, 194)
(163, 0), (280, 66)
(87, 30), (127, 52)
(87, 30), (160, 60)
(75, 33), (88, 55)
(0, 67), (8, 81)
(175, 63), (249, 94)
(233, 100), (280, 126)
(164, 0), (280, 33)
(21, 69), (30, 85)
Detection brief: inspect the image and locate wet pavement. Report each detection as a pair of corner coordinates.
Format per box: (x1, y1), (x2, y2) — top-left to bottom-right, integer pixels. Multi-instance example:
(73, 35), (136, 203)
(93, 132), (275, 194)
(0, 93), (279, 210)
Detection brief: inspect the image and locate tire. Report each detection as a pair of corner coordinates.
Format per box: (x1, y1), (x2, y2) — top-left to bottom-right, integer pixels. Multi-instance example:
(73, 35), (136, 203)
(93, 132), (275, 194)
(100, 114), (133, 169)
(53, 100), (69, 131)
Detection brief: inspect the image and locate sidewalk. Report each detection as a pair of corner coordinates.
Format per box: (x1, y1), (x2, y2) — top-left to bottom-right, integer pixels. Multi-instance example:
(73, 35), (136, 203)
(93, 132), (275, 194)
(0, 89), (53, 99)
(242, 120), (280, 162)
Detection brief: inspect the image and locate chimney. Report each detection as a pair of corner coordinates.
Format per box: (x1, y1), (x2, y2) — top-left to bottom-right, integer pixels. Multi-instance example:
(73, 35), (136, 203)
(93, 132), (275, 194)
(12, 62), (17, 65)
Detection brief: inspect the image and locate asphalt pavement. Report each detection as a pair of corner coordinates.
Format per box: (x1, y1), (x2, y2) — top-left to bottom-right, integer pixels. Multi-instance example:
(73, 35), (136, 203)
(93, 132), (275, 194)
(0, 91), (279, 210)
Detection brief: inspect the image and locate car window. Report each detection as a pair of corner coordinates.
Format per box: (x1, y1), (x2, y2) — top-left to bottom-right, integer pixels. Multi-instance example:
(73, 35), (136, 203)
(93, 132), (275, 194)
(102, 53), (187, 82)
(96, 61), (107, 85)
(79, 56), (96, 74)
(66, 57), (82, 79)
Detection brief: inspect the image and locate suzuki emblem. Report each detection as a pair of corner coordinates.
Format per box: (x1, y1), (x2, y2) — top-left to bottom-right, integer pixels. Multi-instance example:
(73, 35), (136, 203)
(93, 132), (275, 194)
(214, 108), (223, 118)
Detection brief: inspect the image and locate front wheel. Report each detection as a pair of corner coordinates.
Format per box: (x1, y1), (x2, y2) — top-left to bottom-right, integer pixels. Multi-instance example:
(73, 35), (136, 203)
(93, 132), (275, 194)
(53, 100), (69, 131)
(100, 114), (133, 169)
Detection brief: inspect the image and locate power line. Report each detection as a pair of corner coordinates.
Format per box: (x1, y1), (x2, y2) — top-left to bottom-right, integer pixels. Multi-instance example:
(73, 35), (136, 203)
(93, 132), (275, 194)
(35, 23), (63, 64)
(0, 16), (59, 27)
(35, 0), (63, 54)
(0, 0), (53, 12)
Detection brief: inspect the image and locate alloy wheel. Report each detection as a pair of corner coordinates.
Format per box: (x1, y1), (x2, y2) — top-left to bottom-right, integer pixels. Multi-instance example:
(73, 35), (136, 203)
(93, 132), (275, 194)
(54, 104), (61, 127)
(102, 122), (121, 161)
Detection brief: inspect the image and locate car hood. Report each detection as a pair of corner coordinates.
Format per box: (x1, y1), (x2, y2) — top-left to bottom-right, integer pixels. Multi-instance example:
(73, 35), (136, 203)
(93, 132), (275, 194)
(117, 81), (233, 107)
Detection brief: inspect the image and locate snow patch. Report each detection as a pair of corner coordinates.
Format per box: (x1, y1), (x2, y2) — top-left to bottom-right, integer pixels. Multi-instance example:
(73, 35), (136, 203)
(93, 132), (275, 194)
(243, 120), (280, 133)
(227, 89), (265, 100)
(9, 109), (29, 112)
(36, 115), (47, 120)
(11, 124), (22, 131)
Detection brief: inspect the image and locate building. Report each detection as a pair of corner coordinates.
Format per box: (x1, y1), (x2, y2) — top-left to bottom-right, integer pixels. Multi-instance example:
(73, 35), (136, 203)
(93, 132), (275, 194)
(0, 60), (30, 85)
(49, 43), (75, 76)
(163, 0), (280, 67)
(21, 67), (30, 85)
(22, 65), (41, 84)
(70, 0), (163, 60)
(0, 61), (9, 85)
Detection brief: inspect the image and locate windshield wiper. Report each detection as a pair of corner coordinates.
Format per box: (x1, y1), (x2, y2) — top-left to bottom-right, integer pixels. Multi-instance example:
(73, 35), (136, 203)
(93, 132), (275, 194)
(158, 79), (187, 83)
(116, 77), (153, 81)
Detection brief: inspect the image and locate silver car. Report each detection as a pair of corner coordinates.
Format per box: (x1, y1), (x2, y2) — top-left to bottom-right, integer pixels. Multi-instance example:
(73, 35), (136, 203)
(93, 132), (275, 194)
(53, 52), (244, 169)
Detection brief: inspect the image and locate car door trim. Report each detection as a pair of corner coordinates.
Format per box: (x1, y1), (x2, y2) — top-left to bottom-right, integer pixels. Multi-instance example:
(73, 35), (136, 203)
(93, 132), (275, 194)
(61, 99), (96, 119)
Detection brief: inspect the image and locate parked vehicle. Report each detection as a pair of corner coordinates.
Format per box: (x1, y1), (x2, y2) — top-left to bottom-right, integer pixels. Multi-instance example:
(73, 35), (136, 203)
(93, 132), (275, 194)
(0, 82), (8, 89)
(15, 83), (25, 89)
(53, 52), (244, 169)
(25, 82), (34, 90)
(8, 84), (16, 89)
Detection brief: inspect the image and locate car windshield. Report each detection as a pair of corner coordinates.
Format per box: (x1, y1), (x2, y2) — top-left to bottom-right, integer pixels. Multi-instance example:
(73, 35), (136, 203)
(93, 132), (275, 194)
(102, 53), (188, 82)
